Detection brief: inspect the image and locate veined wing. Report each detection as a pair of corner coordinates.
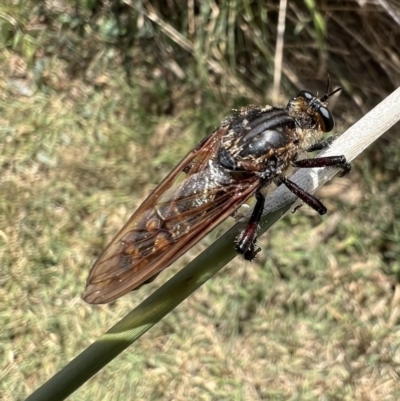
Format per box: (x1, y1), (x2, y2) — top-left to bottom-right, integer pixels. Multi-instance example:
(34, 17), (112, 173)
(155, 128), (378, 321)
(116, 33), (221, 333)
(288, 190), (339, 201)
(83, 126), (261, 304)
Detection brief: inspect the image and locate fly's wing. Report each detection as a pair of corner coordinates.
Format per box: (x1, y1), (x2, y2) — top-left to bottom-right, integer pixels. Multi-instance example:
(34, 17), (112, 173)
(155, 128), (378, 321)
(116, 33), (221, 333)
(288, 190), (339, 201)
(83, 126), (261, 304)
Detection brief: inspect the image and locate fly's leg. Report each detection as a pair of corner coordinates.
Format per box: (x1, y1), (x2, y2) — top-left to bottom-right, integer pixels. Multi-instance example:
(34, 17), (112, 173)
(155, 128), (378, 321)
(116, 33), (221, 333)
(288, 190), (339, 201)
(292, 155), (351, 177)
(236, 176), (328, 260)
(280, 155), (351, 214)
(235, 191), (264, 261)
(236, 156), (351, 260)
(278, 177), (327, 215)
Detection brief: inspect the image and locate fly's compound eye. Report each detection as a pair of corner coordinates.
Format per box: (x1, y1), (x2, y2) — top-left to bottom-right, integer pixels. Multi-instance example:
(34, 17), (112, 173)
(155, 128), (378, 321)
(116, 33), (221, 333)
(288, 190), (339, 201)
(296, 90), (314, 101)
(316, 105), (335, 132)
(296, 90), (335, 132)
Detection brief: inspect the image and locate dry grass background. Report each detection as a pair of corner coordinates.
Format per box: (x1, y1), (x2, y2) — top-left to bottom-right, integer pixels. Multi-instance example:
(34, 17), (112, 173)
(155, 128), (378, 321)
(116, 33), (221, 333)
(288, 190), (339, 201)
(1, 0), (400, 400)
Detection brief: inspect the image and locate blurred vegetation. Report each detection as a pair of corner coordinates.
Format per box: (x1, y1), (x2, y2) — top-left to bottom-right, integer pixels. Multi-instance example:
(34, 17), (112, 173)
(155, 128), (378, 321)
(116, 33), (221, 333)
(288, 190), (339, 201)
(1, 0), (400, 400)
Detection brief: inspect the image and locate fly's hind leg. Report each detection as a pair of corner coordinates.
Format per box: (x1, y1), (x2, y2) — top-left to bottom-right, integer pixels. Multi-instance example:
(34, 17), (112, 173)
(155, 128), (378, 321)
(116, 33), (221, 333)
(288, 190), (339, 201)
(235, 191), (265, 261)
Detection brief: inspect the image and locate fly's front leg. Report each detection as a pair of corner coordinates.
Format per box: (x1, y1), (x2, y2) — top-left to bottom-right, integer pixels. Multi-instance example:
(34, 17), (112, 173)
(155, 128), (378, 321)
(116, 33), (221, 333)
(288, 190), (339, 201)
(292, 155), (351, 177)
(235, 191), (264, 261)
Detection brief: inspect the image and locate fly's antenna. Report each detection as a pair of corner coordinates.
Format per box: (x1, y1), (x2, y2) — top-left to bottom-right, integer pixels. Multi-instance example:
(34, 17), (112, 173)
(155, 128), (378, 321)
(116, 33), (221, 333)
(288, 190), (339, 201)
(321, 75), (342, 102)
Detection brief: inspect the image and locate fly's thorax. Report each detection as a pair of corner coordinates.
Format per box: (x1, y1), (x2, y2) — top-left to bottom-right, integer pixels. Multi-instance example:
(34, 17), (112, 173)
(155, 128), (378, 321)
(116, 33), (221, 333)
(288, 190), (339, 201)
(218, 105), (301, 177)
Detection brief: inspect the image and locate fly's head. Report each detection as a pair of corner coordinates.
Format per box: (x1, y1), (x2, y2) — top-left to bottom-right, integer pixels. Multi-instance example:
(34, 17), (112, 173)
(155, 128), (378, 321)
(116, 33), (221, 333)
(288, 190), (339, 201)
(286, 87), (342, 143)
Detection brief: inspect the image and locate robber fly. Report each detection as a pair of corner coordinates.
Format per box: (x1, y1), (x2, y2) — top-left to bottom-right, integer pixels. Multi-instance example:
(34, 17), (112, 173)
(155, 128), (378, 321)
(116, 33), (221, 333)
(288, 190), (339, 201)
(83, 82), (350, 304)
